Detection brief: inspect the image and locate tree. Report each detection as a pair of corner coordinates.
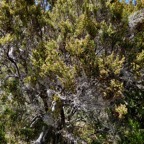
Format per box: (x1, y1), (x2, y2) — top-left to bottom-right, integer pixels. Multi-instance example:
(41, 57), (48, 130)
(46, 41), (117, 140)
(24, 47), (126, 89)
(0, 0), (144, 143)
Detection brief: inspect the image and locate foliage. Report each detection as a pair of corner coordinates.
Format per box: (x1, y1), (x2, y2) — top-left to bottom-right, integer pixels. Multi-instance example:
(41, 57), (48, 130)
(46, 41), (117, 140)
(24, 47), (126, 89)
(0, 0), (144, 143)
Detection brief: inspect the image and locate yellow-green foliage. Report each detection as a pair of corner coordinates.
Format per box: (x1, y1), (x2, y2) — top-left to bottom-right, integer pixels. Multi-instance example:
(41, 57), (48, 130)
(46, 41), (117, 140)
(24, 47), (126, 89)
(132, 50), (144, 77)
(115, 104), (128, 119)
(107, 0), (124, 21)
(98, 53), (125, 78)
(37, 41), (76, 91)
(1, 0), (144, 143)
(59, 20), (73, 36)
(98, 53), (125, 99)
(66, 35), (95, 56)
(75, 14), (87, 36)
(103, 79), (124, 99)
(0, 34), (14, 45)
(135, 50), (144, 67)
(74, 122), (96, 143)
(74, 14), (98, 37)
(50, 0), (77, 23)
(98, 21), (116, 42)
(66, 34), (97, 76)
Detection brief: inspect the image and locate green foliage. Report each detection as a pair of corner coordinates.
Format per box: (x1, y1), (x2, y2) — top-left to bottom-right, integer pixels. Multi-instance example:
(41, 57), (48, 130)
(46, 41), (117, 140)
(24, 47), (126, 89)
(98, 53), (125, 77)
(0, 123), (7, 144)
(122, 120), (144, 144)
(0, 0), (144, 143)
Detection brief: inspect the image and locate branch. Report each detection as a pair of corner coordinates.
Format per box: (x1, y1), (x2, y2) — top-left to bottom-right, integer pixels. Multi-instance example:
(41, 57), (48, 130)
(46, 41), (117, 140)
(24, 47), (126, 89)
(30, 115), (42, 128)
(7, 45), (21, 79)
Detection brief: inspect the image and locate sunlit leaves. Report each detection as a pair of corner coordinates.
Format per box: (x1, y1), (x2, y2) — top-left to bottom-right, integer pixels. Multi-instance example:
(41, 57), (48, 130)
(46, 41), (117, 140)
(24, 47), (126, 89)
(98, 53), (125, 77)
(0, 0), (144, 143)
(115, 104), (128, 119)
(0, 34), (14, 45)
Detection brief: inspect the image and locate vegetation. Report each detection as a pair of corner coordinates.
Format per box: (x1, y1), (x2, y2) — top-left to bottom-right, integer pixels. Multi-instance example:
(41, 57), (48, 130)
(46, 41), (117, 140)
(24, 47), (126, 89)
(0, 0), (144, 143)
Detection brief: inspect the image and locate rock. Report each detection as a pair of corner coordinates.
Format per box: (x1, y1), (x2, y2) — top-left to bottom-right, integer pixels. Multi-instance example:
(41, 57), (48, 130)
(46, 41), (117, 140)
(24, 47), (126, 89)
(129, 9), (144, 31)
